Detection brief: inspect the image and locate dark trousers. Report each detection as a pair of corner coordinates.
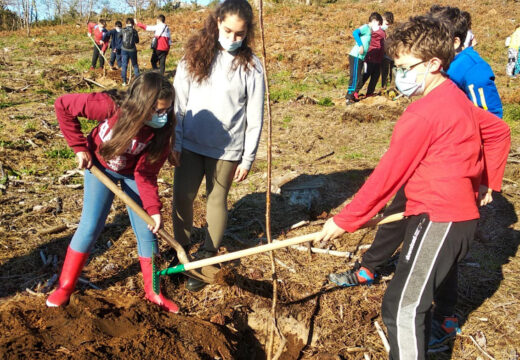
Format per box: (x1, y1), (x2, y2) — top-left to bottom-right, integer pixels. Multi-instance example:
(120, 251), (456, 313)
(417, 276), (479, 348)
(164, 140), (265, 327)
(91, 45), (104, 68)
(109, 49), (122, 68)
(381, 57), (394, 89)
(121, 50), (139, 83)
(151, 49), (168, 75)
(346, 55), (364, 100)
(360, 61), (381, 96)
(360, 186), (407, 273)
(381, 214), (477, 359)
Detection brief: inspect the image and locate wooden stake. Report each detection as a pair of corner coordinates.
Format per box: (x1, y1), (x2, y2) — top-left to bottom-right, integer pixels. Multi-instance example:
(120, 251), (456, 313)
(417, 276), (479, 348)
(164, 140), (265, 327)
(257, 0), (278, 358)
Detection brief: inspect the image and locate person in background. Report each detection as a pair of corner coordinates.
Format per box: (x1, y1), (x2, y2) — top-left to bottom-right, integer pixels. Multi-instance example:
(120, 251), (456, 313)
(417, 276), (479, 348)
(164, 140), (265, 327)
(137, 14), (172, 76)
(104, 20), (123, 70)
(461, 11), (477, 48)
(380, 11), (395, 91)
(359, 13), (386, 97)
(172, 0), (265, 292)
(87, 19), (107, 70)
(506, 24), (520, 77)
(345, 12), (383, 105)
(120, 18), (140, 86)
(47, 72), (179, 313)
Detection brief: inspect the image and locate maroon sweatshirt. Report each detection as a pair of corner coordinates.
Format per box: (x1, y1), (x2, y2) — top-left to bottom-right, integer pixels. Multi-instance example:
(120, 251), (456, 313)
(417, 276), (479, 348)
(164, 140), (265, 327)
(55, 92), (169, 215)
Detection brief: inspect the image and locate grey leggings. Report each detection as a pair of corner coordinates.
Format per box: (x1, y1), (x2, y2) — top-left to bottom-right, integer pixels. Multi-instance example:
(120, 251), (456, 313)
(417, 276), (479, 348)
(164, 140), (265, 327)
(172, 149), (237, 252)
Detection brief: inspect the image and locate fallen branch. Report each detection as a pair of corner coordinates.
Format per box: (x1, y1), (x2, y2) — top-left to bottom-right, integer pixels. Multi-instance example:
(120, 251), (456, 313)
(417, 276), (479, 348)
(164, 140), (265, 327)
(58, 169), (84, 184)
(468, 335), (495, 360)
(78, 277), (101, 290)
(39, 224), (68, 236)
(314, 151), (335, 162)
(83, 77), (107, 89)
(272, 239), (351, 257)
(274, 258), (296, 273)
(374, 321), (390, 353)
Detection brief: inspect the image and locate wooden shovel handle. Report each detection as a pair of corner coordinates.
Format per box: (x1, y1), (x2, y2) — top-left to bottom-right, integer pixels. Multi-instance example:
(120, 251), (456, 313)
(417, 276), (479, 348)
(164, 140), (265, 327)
(89, 166), (187, 261)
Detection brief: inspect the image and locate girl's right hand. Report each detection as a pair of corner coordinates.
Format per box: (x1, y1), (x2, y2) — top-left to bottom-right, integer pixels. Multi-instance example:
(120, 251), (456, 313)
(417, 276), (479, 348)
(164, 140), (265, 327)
(168, 151), (181, 167)
(76, 151), (92, 169)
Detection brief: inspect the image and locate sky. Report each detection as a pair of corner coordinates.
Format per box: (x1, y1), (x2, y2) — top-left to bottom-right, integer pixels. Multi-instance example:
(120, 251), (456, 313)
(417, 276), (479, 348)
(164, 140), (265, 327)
(9, 0), (212, 21)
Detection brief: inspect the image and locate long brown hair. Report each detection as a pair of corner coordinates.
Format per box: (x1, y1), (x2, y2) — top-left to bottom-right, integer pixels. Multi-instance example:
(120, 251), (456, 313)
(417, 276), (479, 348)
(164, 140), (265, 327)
(100, 72), (175, 164)
(184, 0), (256, 83)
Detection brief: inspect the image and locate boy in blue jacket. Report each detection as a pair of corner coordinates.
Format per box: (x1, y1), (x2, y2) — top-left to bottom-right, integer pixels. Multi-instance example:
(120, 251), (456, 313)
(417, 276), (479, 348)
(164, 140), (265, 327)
(346, 12), (383, 105)
(104, 21), (123, 70)
(434, 7), (503, 118)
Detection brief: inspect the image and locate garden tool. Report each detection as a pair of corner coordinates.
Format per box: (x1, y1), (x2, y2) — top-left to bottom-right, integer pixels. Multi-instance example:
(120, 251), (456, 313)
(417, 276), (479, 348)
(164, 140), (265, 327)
(155, 212), (405, 278)
(89, 165), (217, 287)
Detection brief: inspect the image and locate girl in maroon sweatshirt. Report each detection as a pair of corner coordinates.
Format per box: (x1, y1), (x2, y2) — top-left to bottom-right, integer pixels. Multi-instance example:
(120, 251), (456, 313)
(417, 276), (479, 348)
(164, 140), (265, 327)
(46, 72), (179, 313)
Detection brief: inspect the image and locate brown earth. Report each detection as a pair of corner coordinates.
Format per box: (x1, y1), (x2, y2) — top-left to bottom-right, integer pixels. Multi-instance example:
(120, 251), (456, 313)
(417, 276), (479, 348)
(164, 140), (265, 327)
(1, 0), (520, 359)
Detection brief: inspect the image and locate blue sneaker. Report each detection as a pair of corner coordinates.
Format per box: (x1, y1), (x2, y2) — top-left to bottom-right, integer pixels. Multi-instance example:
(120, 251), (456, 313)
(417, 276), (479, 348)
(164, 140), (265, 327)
(428, 315), (461, 352)
(328, 263), (376, 287)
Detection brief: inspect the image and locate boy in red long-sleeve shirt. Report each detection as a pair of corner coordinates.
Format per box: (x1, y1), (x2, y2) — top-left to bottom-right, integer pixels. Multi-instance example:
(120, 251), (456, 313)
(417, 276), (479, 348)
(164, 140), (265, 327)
(317, 16), (510, 359)
(87, 19), (108, 70)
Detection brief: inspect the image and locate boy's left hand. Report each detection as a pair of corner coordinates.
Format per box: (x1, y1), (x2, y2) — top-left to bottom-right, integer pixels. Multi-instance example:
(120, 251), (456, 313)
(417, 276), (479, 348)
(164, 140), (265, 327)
(148, 214), (161, 234)
(478, 185), (493, 206)
(316, 218), (346, 242)
(233, 165), (249, 182)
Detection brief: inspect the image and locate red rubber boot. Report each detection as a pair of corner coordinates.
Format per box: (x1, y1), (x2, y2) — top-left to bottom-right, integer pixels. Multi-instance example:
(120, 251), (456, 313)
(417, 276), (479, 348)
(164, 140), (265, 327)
(139, 257), (180, 313)
(46, 247), (89, 307)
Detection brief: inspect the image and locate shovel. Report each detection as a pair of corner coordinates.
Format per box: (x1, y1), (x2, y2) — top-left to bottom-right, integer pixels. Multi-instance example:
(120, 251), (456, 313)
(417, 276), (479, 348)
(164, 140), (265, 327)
(155, 212), (405, 277)
(89, 165), (216, 285)
(88, 35), (109, 77)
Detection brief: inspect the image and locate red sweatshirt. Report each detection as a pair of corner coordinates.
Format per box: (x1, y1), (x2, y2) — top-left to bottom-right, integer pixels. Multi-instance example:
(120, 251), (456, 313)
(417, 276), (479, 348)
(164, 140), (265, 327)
(87, 22), (106, 47)
(137, 22), (171, 52)
(55, 93), (169, 215)
(334, 80), (510, 232)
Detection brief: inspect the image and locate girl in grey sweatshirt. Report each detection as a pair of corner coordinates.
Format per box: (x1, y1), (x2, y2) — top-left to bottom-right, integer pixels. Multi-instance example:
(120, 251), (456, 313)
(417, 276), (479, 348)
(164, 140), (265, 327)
(172, 0), (265, 291)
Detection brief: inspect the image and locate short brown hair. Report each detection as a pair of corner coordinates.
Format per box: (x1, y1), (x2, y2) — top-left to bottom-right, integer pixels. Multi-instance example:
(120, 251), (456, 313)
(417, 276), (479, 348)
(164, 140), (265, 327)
(385, 15), (454, 70)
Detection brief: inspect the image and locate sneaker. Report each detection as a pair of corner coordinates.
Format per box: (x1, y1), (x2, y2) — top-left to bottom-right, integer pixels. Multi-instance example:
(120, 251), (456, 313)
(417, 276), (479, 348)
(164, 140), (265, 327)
(89, 66), (95, 71)
(345, 99), (355, 106)
(185, 249), (216, 292)
(428, 315), (461, 351)
(353, 91), (360, 101)
(328, 262), (375, 287)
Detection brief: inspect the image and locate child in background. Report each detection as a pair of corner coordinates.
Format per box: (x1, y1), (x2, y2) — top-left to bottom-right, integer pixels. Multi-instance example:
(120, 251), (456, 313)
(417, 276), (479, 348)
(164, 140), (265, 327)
(104, 20), (123, 70)
(380, 11), (395, 91)
(318, 15), (510, 359)
(120, 18), (140, 86)
(461, 11), (477, 48)
(137, 14), (172, 76)
(345, 12), (383, 105)
(359, 13), (386, 97)
(506, 24), (520, 76)
(87, 19), (107, 70)
(47, 72), (179, 313)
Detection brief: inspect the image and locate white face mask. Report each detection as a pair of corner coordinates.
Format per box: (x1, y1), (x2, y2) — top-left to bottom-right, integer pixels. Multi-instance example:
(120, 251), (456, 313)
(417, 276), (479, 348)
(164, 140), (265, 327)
(395, 61), (431, 97)
(381, 24), (388, 31)
(218, 31), (243, 52)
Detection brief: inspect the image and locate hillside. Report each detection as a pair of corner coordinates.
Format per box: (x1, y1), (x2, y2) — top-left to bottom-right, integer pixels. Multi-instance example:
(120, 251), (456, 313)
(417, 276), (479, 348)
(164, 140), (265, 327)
(1, 0), (519, 359)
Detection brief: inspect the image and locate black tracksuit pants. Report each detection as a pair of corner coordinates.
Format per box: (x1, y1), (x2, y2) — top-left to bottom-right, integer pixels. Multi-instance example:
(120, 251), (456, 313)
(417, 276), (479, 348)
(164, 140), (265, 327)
(151, 49), (168, 75)
(381, 214), (477, 359)
(91, 45), (104, 68)
(360, 61), (381, 96)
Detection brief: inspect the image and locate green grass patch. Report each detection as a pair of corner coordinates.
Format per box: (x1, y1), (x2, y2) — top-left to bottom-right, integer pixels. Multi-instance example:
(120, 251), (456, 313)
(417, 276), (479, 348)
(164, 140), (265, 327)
(45, 147), (75, 159)
(79, 117), (98, 133)
(503, 103), (520, 136)
(281, 115), (292, 128)
(317, 97), (334, 106)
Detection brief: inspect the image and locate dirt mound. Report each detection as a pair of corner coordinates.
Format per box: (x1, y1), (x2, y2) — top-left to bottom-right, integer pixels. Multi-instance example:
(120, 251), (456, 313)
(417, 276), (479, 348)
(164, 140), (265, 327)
(0, 291), (235, 360)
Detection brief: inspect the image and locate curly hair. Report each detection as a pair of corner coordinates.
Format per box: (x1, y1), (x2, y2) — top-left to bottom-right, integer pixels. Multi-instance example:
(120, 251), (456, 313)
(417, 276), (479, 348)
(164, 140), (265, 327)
(385, 15), (455, 70)
(183, 0), (256, 83)
(429, 6), (469, 46)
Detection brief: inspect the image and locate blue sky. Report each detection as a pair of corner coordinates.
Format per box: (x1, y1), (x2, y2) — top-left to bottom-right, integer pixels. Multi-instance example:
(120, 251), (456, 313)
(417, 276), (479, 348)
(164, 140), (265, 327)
(12, 0), (212, 21)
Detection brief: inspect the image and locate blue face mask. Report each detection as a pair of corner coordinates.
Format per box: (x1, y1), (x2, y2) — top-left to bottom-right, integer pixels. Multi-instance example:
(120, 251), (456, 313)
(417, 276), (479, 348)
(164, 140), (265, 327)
(218, 31), (243, 52)
(146, 113), (168, 128)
